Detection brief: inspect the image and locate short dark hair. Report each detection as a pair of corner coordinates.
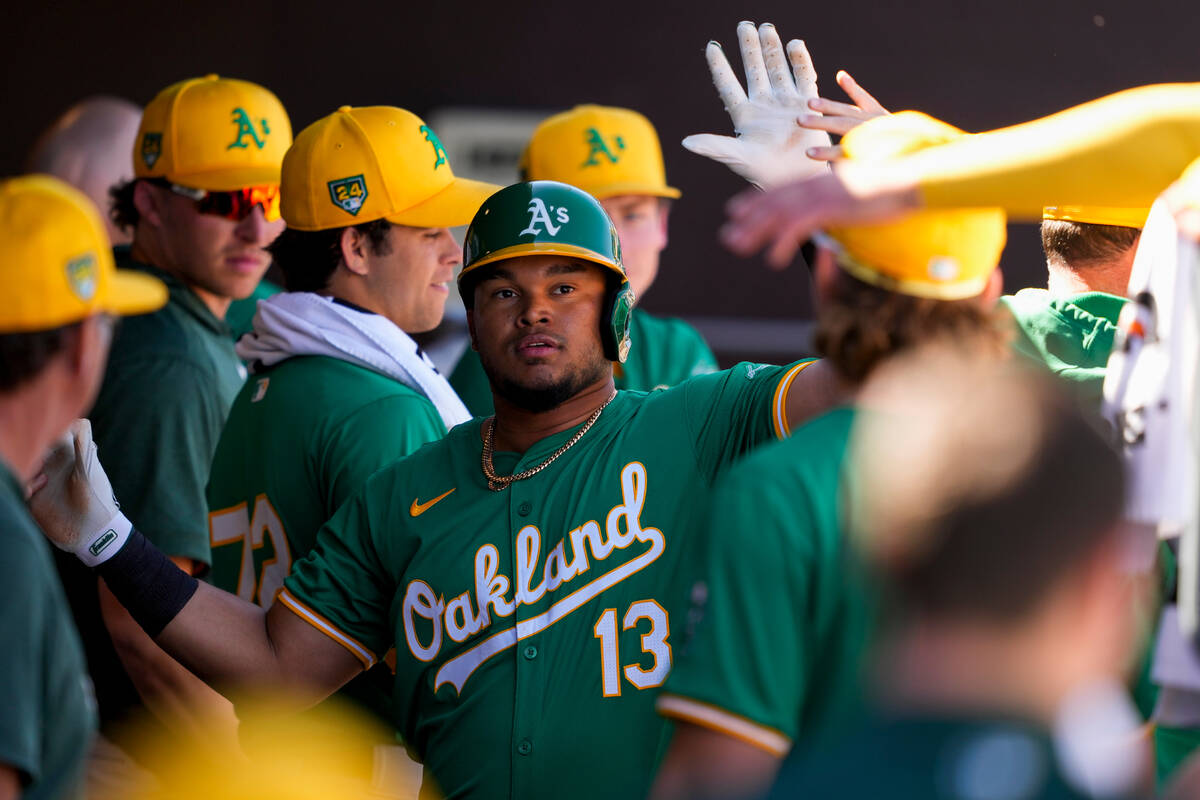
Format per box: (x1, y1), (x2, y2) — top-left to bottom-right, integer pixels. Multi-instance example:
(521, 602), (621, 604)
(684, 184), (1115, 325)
(110, 179), (139, 231)
(0, 322), (82, 392)
(1041, 219), (1140, 267)
(267, 219), (393, 293)
(814, 267), (1008, 385)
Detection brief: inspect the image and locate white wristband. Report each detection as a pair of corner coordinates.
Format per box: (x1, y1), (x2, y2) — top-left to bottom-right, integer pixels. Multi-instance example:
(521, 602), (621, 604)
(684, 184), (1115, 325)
(75, 512), (133, 567)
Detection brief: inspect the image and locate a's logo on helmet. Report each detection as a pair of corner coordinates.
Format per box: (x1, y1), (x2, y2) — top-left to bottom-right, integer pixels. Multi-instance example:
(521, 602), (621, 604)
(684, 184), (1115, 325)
(66, 253), (98, 301)
(328, 175), (369, 216)
(520, 198), (570, 237)
(141, 133), (163, 168)
(581, 127), (625, 167)
(420, 125), (449, 170)
(226, 107), (270, 150)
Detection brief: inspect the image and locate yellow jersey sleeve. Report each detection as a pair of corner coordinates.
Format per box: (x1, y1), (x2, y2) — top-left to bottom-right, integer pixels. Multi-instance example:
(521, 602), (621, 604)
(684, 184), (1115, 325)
(896, 84), (1200, 217)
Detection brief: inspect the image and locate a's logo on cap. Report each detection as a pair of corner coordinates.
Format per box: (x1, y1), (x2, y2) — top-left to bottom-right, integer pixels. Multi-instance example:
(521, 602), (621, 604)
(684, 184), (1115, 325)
(141, 133), (163, 168)
(420, 125), (448, 170)
(227, 107), (270, 151)
(520, 198), (570, 237)
(66, 253), (98, 301)
(581, 127), (625, 168)
(928, 256), (960, 282)
(328, 175), (368, 216)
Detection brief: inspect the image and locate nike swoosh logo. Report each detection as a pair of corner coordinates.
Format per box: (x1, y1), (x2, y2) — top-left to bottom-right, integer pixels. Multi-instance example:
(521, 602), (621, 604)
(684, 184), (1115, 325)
(410, 488), (455, 517)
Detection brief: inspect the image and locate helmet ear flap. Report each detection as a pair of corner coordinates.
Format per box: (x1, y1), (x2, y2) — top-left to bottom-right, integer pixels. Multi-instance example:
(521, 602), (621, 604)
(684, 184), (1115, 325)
(603, 280), (635, 363)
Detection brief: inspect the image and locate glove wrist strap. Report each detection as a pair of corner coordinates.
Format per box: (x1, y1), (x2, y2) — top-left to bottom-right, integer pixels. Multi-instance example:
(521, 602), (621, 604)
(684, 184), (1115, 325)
(74, 512), (132, 567)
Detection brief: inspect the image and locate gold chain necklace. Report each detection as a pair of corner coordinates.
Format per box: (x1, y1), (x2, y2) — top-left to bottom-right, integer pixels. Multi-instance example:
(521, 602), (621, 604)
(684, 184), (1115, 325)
(481, 392), (617, 492)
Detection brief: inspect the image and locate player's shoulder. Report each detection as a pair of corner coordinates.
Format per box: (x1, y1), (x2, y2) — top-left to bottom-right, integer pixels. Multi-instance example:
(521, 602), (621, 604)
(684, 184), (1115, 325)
(725, 405), (857, 485)
(253, 356), (433, 413)
(367, 417), (480, 483)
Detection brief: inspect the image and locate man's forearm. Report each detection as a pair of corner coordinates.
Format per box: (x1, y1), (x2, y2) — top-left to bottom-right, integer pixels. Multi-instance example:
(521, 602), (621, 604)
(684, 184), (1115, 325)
(97, 529), (360, 709)
(99, 578), (240, 748)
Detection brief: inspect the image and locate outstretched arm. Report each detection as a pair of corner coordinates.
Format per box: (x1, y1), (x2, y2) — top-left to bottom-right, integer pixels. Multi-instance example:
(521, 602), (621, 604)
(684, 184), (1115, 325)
(30, 421), (362, 709)
(723, 83), (1200, 266)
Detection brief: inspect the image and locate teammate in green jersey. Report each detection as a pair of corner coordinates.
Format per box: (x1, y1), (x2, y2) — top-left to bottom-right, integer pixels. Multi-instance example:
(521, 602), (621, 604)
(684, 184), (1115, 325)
(205, 106), (496, 790)
(1003, 205), (1144, 407)
(450, 104), (717, 414)
(31, 178), (843, 800)
(651, 107), (1012, 800)
(768, 349), (1147, 800)
(1, 175), (166, 800)
(58, 75), (291, 785)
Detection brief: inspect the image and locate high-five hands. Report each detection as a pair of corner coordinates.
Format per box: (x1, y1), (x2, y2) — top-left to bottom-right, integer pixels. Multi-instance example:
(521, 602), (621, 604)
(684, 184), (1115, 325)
(800, 70), (889, 161)
(683, 21), (833, 189)
(28, 418), (131, 565)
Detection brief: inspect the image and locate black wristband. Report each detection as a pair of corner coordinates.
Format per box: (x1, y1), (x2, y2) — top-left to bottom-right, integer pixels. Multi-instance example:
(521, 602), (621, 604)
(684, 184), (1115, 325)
(96, 528), (199, 638)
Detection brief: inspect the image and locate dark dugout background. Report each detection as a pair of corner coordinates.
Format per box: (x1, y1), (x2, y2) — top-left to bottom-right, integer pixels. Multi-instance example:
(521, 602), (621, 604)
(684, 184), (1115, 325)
(2, 0), (1197, 363)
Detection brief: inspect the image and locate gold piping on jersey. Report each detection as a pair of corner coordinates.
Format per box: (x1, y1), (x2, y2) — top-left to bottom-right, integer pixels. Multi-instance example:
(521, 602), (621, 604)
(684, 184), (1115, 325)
(656, 694), (791, 756)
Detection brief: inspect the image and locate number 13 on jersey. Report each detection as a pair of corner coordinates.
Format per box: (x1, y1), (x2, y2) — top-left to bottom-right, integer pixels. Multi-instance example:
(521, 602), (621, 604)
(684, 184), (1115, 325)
(593, 599), (672, 697)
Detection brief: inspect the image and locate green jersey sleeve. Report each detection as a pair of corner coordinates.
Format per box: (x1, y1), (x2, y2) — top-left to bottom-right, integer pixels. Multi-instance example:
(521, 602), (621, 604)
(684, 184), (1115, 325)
(92, 355), (228, 564)
(681, 360), (816, 480)
(320, 393), (444, 517)
(280, 467), (410, 669)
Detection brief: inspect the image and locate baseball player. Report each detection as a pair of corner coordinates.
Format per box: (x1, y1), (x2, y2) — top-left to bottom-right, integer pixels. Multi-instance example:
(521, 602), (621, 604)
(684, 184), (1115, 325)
(54, 75), (291, 783)
(767, 352), (1145, 799)
(1004, 205), (1146, 406)
(0, 176), (166, 800)
(449, 104), (717, 414)
(205, 105), (494, 785)
(30, 176), (844, 800)
(651, 110), (1010, 800)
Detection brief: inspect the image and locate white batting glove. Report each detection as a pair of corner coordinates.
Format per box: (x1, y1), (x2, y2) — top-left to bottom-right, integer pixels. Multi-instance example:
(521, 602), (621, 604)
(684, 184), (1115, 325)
(29, 419), (131, 566)
(683, 21), (832, 190)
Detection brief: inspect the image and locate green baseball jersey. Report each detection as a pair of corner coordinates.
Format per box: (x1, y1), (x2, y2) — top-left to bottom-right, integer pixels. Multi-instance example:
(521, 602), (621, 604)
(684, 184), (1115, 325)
(657, 407), (872, 757)
(0, 462), (95, 800)
(64, 247), (245, 752)
(449, 308), (719, 417)
(207, 355), (444, 722)
(89, 246), (246, 564)
(1001, 289), (1127, 408)
(226, 278), (282, 344)
(767, 712), (1099, 800)
(282, 360), (814, 799)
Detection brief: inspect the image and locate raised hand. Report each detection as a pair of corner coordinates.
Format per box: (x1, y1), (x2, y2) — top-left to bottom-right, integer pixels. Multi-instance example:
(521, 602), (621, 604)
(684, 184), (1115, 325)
(29, 418), (130, 565)
(683, 21), (832, 189)
(799, 70), (890, 161)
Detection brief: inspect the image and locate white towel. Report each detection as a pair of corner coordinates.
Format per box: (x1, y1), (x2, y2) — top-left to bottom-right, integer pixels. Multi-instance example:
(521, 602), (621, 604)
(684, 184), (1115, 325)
(237, 292), (472, 430)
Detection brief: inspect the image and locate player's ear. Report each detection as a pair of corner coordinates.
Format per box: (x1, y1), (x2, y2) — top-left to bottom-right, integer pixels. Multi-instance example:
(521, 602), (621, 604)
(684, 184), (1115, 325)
(979, 267), (1004, 307)
(339, 226), (370, 277)
(133, 180), (166, 229)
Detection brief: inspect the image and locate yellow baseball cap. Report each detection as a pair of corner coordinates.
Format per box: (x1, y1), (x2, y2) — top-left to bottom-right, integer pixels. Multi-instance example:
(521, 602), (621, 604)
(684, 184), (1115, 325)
(826, 112), (1007, 300)
(0, 175), (167, 332)
(1042, 205), (1149, 229)
(134, 75), (291, 191)
(521, 105), (681, 200)
(281, 106), (500, 231)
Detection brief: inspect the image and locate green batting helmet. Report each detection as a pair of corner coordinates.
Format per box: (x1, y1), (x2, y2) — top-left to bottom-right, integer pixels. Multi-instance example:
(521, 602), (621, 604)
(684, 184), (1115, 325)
(458, 180), (634, 363)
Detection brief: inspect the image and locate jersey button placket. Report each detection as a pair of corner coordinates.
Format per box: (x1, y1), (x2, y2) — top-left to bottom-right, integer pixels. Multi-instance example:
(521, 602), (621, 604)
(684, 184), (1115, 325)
(510, 483), (542, 795)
